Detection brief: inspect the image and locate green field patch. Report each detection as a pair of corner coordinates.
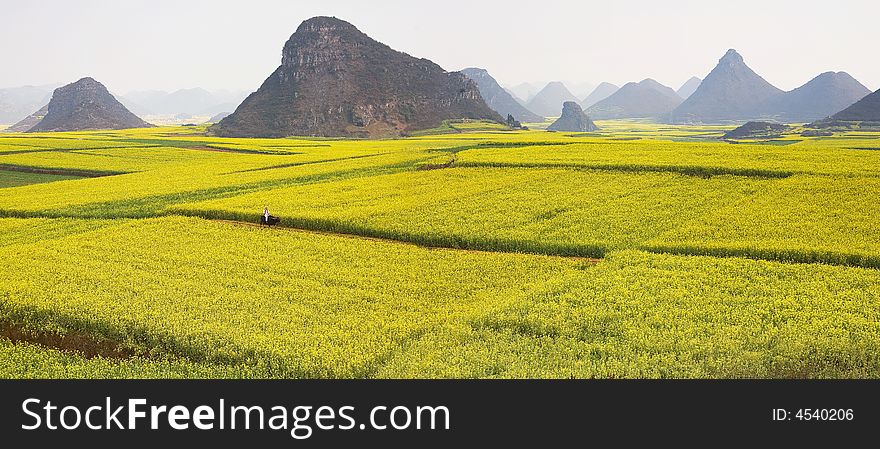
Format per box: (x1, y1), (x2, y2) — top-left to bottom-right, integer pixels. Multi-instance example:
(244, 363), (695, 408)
(0, 169), (83, 188)
(0, 164), (120, 179)
(232, 152), (392, 173)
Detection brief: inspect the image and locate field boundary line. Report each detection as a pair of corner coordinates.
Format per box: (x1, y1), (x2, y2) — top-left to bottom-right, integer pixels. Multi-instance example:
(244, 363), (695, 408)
(0, 164), (126, 178)
(455, 160), (795, 179)
(642, 244), (880, 271)
(210, 219), (603, 263)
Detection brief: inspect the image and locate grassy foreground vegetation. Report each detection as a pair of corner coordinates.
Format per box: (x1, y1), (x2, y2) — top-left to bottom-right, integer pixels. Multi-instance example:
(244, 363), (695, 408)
(1, 124), (879, 378)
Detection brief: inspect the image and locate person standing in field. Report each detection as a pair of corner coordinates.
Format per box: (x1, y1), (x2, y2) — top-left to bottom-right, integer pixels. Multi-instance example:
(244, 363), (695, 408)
(263, 206), (270, 225)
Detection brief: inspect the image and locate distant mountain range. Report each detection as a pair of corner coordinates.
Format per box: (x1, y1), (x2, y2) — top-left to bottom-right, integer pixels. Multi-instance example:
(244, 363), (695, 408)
(586, 79), (682, 119)
(506, 89), (528, 107)
(565, 81), (597, 99)
(581, 82), (619, 108)
(0, 84), (247, 124)
(676, 77), (702, 100)
(121, 88), (248, 116)
(526, 82), (581, 117)
(0, 84), (56, 124)
(461, 68), (543, 122)
(765, 72), (871, 123)
(671, 49), (870, 123)
(6, 105), (48, 132)
(5, 43), (874, 130)
(507, 82), (541, 104)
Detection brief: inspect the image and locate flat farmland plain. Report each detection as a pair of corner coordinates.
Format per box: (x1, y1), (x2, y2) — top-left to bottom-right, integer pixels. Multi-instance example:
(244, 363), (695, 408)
(2, 124), (879, 378)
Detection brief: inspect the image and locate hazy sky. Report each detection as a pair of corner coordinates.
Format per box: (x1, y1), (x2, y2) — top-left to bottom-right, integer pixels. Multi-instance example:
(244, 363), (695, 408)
(3, 0), (879, 94)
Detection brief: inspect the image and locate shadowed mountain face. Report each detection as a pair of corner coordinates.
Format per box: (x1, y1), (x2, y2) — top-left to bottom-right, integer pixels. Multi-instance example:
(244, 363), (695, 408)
(212, 17), (500, 138)
(671, 50), (784, 123)
(526, 82), (580, 117)
(676, 77), (702, 99)
(766, 72), (871, 123)
(547, 101), (598, 132)
(581, 82), (619, 108)
(27, 78), (152, 132)
(586, 79), (682, 119)
(830, 88), (880, 121)
(461, 68), (543, 122)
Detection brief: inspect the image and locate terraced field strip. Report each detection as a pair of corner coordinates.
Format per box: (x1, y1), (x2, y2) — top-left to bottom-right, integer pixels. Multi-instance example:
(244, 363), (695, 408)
(0, 150), (433, 218)
(0, 163), (124, 178)
(173, 166), (772, 260)
(455, 159), (795, 178)
(0, 170), (83, 188)
(646, 174), (880, 269)
(454, 139), (880, 177)
(213, 219), (603, 263)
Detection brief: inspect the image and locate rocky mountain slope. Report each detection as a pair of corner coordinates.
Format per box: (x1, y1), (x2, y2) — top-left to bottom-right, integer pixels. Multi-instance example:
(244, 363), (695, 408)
(212, 17), (501, 138)
(547, 101), (598, 132)
(27, 78), (152, 132)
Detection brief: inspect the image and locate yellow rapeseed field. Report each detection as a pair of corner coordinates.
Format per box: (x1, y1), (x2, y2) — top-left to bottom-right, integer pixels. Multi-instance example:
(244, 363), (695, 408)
(1, 124), (879, 378)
